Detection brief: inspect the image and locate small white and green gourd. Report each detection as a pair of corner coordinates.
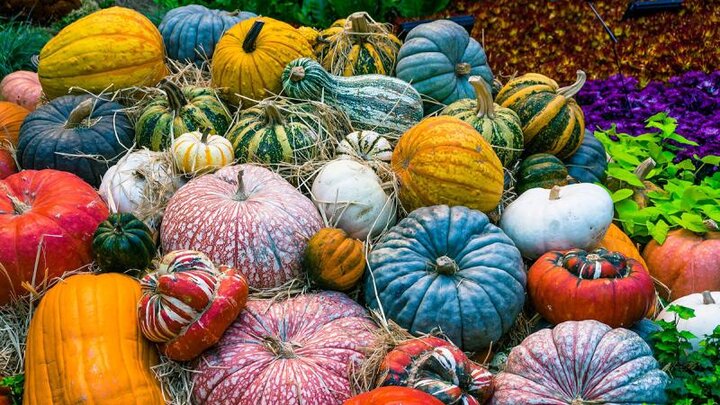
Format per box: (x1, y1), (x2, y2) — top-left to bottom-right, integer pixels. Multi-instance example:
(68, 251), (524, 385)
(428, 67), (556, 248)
(336, 130), (392, 162)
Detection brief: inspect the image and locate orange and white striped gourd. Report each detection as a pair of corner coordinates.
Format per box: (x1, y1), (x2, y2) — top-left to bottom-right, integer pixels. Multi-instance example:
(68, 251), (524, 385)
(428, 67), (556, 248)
(172, 130), (234, 174)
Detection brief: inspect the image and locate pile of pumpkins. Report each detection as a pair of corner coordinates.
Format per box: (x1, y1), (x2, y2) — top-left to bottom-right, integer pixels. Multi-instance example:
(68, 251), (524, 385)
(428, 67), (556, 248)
(0, 4), (719, 405)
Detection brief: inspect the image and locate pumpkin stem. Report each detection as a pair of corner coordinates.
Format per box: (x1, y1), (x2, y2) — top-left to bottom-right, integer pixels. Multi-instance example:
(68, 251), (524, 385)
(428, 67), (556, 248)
(557, 70), (587, 98)
(262, 102), (285, 125)
(65, 99), (95, 128)
(703, 219), (718, 232)
(235, 169), (248, 201)
(262, 336), (296, 358)
(200, 131), (209, 144)
(634, 157), (656, 182)
(434, 256), (459, 275)
(469, 76), (495, 118)
(160, 79), (188, 114)
(702, 291), (716, 305)
(289, 66), (306, 82)
(348, 12), (370, 41)
(455, 62), (472, 76)
(549, 185), (562, 200)
(6, 193), (30, 214)
(242, 20), (265, 53)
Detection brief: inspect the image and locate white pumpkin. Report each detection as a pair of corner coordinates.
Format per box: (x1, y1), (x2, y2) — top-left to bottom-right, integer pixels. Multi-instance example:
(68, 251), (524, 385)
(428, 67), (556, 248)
(656, 291), (720, 351)
(311, 159), (396, 240)
(172, 131), (234, 175)
(499, 183), (613, 259)
(336, 130), (392, 162)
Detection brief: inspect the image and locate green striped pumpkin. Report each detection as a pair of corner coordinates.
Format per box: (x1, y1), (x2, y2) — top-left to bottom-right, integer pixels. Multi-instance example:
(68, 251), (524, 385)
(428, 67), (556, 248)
(441, 76), (524, 167)
(135, 79), (231, 151)
(92, 212), (156, 275)
(496, 71), (586, 159)
(226, 101), (317, 164)
(516, 153), (569, 195)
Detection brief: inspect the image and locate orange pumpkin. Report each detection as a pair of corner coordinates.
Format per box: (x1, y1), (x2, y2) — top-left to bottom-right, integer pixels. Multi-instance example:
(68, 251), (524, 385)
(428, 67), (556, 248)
(344, 387), (444, 405)
(304, 228), (365, 291)
(597, 223), (648, 270)
(391, 116), (504, 213)
(0, 102), (29, 146)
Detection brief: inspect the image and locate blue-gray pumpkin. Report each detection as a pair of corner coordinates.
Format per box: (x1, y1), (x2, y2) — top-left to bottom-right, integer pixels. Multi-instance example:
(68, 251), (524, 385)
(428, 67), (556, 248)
(17, 95), (133, 187)
(159, 5), (256, 66)
(563, 129), (608, 183)
(364, 205), (526, 351)
(396, 20), (493, 114)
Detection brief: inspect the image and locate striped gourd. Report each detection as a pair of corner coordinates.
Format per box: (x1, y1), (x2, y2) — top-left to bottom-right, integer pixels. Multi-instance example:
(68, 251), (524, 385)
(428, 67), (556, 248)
(441, 76), (524, 167)
(496, 71), (587, 159)
(336, 130), (392, 162)
(281, 58), (423, 138)
(226, 101), (317, 164)
(135, 80), (231, 151)
(172, 131), (234, 174)
(516, 153), (569, 194)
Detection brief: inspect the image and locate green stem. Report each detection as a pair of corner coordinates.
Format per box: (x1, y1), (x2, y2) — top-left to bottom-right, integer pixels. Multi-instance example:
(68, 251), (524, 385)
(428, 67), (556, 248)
(160, 79), (188, 113)
(469, 76), (495, 118)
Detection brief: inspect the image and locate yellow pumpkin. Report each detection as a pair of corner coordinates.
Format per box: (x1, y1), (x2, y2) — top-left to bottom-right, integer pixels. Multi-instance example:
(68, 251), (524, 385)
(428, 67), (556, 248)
(172, 130), (234, 174)
(297, 26), (321, 47)
(212, 17), (314, 105)
(392, 116), (504, 213)
(37, 7), (168, 99)
(24, 273), (163, 405)
(304, 228), (365, 291)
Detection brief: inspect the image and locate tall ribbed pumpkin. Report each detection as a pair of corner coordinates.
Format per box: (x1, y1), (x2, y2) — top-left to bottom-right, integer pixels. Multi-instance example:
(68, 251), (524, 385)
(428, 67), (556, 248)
(23, 273), (164, 405)
(37, 7), (168, 99)
(391, 116), (503, 213)
(0, 101), (29, 146)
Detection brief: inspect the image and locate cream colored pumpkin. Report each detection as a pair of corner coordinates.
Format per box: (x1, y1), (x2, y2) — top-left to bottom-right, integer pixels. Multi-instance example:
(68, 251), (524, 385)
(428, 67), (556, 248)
(656, 291), (720, 351)
(336, 130), (392, 162)
(311, 159), (396, 240)
(172, 131), (234, 174)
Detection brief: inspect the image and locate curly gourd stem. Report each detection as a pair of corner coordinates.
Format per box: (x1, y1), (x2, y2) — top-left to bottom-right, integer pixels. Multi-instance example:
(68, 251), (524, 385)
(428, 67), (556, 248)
(469, 76), (495, 118)
(242, 20), (265, 53)
(5, 193), (29, 214)
(634, 157), (656, 181)
(348, 12), (371, 42)
(235, 169), (248, 201)
(455, 62), (472, 76)
(65, 99), (95, 128)
(549, 185), (562, 200)
(434, 256), (459, 275)
(557, 70), (587, 98)
(262, 336), (296, 358)
(702, 291), (716, 305)
(160, 79), (188, 114)
(289, 66), (306, 82)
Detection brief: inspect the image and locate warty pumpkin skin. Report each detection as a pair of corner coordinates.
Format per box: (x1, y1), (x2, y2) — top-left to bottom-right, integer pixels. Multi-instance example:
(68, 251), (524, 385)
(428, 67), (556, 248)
(0, 101), (29, 147)
(0, 170), (109, 305)
(23, 273), (164, 405)
(212, 17), (314, 105)
(391, 116), (504, 213)
(1, 71), (42, 111)
(304, 228), (365, 291)
(37, 7), (168, 99)
(344, 387), (444, 405)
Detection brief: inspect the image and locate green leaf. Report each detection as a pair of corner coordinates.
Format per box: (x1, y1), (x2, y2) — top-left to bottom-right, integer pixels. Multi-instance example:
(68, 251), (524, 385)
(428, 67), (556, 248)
(615, 198), (639, 217)
(665, 132), (699, 146)
(675, 159), (697, 171)
(607, 167), (646, 188)
(650, 219), (670, 244)
(700, 155), (720, 166)
(611, 189), (634, 203)
(668, 304), (696, 320)
(680, 187), (712, 210)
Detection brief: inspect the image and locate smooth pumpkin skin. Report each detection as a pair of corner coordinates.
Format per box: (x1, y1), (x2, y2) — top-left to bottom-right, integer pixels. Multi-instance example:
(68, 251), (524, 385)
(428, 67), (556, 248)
(392, 116), (503, 213)
(92, 212), (155, 275)
(172, 131), (234, 174)
(597, 223), (648, 270)
(643, 229), (720, 301)
(515, 153), (569, 194)
(345, 387), (444, 405)
(23, 273), (163, 405)
(37, 7), (168, 99)
(563, 129), (607, 183)
(304, 228), (365, 291)
(0, 101), (29, 146)
(1, 71), (42, 111)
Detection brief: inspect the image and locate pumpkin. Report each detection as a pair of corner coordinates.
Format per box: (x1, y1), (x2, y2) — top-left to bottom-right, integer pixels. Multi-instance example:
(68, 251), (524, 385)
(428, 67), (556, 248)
(281, 57), (423, 137)
(0, 169), (108, 305)
(441, 76), (524, 167)
(315, 12), (401, 76)
(365, 205), (526, 351)
(37, 7), (168, 99)
(336, 130), (392, 162)
(0, 149), (17, 180)
(515, 153), (569, 194)
(192, 291), (378, 404)
(563, 129), (607, 183)
(597, 223), (648, 270)
(311, 159), (396, 240)
(17, 96), (134, 187)
(499, 184), (614, 259)
(0, 101), (29, 146)
(138, 250), (249, 361)
(161, 164), (322, 288)
(391, 116), (504, 213)
(92, 212), (155, 275)
(396, 19), (494, 113)
(656, 291), (720, 351)
(0, 71), (42, 111)
(631, 318), (662, 348)
(135, 79), (232, 151)
(212, 17), (314, 105)
(379, 336), (494, 404)
(159, 5), (256, 66)
(172, 130), (234, 174)
(643, 228), (720, 300)
(304, 228), (365, 291)
(345, 387), (444, 405)
(23, 273), (163, 405)
(297, 26), (321, 47)
(226, 101), (317, 164)
(492, 320), (668, 404)
(496, 71), (586, 159)
(528, 248), (656, 327)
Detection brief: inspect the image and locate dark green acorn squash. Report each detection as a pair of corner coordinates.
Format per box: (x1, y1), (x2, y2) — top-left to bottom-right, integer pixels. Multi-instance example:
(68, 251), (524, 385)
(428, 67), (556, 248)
(516, 153), (569, 194)
(92, 212), (155, 275)
(364, 205), (526, 351)
(135, 79), (231, 151)
(563, 129), (608, 184)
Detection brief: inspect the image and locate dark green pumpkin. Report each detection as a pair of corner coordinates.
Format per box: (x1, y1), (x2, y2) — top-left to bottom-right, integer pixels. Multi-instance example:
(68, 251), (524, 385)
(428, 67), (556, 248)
(563, 129), (608, 184)
(516, 153), (569, 194)
(92, 213), (155, 275)
(135, 79), (231, 151)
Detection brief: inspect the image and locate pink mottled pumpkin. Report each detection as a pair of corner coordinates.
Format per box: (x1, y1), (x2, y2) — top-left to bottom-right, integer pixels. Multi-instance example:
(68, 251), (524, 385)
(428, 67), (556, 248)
(1, 71), (42, 111)
(492, 320), (668, 404)
(192, 291), (378, 404)
(160, 164), (322, 288)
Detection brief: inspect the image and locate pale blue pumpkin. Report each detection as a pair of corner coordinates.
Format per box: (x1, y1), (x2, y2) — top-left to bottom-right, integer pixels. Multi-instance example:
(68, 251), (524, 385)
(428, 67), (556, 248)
(364, 205), (526, 351)
(563, 129), (608, 183)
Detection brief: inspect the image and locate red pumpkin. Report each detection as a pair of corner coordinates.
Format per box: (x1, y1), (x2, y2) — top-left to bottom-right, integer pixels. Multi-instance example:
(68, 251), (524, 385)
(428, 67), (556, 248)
(192, 291), (378, 404)
(161, 164), (322, 288)
(0, 149), (17, 180)
(379, 336), (494, 405)
(528, 248), (656, 327)
(0, 169), (108, 305)
(1, 71), (42, 111)
(643, 228), (720, 300)
(345, 387), (444, 405)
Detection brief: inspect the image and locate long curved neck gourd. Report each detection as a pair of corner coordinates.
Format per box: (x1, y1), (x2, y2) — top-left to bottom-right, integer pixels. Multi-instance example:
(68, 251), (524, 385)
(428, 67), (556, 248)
(65, 99), (95, 129)
(243, 20), (265, 53)
(287, 59), (337, 99)
(160, 79), (188, 113)
(557, 70), (587, 98)
(469, 76), (495, 119)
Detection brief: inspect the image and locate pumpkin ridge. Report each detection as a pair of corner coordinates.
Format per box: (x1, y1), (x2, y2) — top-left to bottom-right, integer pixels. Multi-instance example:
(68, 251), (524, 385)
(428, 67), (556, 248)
(40, 57), (165, 80)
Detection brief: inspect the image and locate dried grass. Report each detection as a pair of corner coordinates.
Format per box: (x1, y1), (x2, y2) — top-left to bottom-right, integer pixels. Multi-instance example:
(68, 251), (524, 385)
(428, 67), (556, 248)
(152, 355), (197, 405)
